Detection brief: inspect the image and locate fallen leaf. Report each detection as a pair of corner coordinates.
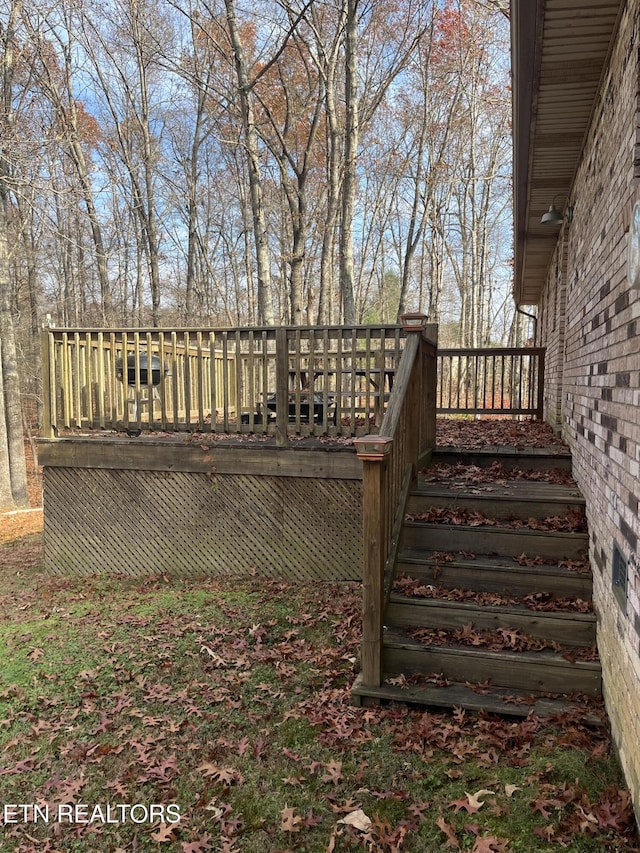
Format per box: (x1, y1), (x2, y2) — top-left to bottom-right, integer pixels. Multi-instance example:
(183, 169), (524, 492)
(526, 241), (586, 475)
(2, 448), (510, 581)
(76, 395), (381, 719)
(322, 759), (343, 785)
(28, 647), (45, 661)
(181, 835), (212, 853)
(436, 815), (460, 849)
(280, 805), (303, 832)
(471, 835), (510, 853)
(338, 809), (372, 832)
(151, 822), (177, 842)
(196, 763), (243, 785)
(450, 789), (494, 813)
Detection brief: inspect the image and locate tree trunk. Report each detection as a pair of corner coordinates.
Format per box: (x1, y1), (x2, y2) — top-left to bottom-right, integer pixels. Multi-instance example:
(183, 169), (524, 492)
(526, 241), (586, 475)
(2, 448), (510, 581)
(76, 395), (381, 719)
(0, 207), (28, 508)
(0, 0), (28, 508)
(339, 0), (358, 324)
(224, 0), (274, 325)
(317, 57), (341, 325)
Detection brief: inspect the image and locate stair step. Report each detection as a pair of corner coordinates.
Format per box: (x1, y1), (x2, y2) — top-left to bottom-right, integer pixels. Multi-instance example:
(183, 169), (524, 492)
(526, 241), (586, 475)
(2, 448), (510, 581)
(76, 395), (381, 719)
(402, 521), (588, 559)
(432, 447), (573, 472)
(386, 595), (596, 646)
(409, 480), (585, 520)
(396, 552), (593, 598)
(351, 673), (605, 725)
(383, 630), (601, 696)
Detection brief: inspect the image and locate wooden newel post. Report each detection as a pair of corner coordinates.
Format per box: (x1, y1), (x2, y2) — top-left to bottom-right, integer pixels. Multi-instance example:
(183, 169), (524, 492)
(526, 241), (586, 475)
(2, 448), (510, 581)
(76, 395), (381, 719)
(40, 328), (55, 439)
(354, 435), (393, 688)
(400, 314), (432, 459)
(423, 337), (437, 453)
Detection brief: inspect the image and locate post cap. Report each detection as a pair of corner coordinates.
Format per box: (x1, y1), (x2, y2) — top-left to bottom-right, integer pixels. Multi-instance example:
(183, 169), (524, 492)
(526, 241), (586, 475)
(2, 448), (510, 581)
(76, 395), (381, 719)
(399, 312), (428, 331)
(353, 435), (393, 461)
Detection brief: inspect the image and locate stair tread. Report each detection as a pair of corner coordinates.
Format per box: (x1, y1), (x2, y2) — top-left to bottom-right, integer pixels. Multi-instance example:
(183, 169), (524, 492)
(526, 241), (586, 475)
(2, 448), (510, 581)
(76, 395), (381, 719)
(351, 673), (605, 725)
(413, 480), (584, 501)
(384, 628), (600, 668)
(430, 447), (573, 473)
(433, 446), (572, 458)
(405, 517), (587, 532)
(388, 592), (596, 622)
(403, 520), (588, 543)
(398, 549), (590, 572)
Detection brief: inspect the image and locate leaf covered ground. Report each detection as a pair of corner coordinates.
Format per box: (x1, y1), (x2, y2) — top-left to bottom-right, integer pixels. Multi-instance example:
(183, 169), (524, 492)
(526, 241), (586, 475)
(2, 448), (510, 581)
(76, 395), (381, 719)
(1, 531), (639, 853)
(1, 424), (637, 850)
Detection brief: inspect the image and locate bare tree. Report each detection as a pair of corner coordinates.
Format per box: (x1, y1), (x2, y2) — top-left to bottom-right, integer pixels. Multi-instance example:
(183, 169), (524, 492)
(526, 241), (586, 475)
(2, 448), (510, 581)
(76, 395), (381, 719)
(0, 0), (29, 508)
(253, 29), (324, 324)
(25, 6), (113, 323)
(443, 2), (511, 346)
(80, 0), (170, 325)
(222, 0), (275, 324)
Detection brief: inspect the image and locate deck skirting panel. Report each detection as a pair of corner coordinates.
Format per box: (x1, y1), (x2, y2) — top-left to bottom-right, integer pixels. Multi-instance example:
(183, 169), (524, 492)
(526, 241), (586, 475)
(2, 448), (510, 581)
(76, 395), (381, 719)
(41, 440), (362, 580)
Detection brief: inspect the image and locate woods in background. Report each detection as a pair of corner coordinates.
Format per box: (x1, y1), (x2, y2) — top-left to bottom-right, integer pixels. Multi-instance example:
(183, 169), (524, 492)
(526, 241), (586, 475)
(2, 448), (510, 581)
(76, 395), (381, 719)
(0, 0), (521, 506)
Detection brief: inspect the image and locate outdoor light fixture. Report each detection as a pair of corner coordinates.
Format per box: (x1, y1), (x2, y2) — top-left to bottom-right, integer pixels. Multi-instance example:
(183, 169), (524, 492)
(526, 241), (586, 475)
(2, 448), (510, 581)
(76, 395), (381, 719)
(353, 436), (393, 461)
(541, 194), (573, 226)
(399, 312), (428, 331)
(627, 200), (640, 290)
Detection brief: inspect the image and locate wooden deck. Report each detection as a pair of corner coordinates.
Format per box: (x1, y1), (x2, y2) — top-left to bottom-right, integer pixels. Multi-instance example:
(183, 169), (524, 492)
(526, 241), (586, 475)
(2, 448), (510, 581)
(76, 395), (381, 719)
(38, 320), (579, 719)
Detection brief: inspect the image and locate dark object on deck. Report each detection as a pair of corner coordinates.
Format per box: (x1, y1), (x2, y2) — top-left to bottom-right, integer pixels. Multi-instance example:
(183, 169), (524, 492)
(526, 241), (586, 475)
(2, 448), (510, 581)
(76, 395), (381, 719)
(116, 352), (166, 387)
(268, 394), (337, 426)
(241, 394), (337, 427)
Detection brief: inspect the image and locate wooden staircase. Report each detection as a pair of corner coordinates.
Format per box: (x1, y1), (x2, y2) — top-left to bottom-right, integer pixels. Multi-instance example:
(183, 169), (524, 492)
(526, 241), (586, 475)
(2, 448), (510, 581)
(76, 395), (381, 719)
(352, 446), (603, 721)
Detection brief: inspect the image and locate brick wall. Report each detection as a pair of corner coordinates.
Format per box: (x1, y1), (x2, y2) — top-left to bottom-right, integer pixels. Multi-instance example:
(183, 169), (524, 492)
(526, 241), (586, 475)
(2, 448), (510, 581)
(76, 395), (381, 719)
(538, 232), (568, 429)
(537, 0), (640, 819)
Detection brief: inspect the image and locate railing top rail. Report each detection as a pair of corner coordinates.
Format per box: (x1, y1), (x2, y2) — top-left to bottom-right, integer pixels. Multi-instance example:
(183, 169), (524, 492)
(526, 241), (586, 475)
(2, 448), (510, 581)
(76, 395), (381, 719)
(438, 346), (545, 357)
(378, 332), (421, 440)
(45, 323), (408, 337)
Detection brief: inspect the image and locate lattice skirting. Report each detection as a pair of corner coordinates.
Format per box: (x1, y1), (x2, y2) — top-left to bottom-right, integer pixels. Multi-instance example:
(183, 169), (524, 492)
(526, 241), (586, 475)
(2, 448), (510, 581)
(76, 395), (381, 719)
(43, 467), (362, 580)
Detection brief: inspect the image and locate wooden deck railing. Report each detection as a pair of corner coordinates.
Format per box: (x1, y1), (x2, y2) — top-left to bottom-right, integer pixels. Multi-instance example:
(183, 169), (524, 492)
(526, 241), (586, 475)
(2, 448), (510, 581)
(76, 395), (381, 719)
(354, 319), (438, 689)
(40, 328), (545, 444)
(437, 346), (545, 419)
(40, 325), (405, 441)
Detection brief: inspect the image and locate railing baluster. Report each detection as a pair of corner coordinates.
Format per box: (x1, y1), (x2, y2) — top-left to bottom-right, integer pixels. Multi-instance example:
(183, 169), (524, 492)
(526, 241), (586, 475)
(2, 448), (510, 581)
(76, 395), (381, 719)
(195, 331), (204, 430)
(157, 332), (166, 430)
(169, 333), (177, 430)
(275, 327), (289, 446)
(40, 330), (54, 438)
(293, 328), (302, 433)
(261, 330), (269, 436)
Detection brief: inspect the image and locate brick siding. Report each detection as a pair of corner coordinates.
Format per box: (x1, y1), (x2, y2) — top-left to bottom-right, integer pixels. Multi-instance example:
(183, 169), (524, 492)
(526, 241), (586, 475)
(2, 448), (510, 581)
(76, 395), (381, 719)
(537, 0), (640, 819)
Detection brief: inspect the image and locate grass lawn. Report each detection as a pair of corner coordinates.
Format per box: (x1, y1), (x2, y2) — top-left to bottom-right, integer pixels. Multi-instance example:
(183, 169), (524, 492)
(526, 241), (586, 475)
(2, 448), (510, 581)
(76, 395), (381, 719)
(0, 529), (638, 853)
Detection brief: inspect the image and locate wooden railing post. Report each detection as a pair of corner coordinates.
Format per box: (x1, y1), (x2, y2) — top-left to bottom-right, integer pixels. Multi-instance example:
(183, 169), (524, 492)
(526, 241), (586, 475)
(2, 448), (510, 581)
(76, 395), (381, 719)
(400, 315), (437, 462)
(422, 327), (438, 456)
(354, 436), (393, 688)
(40, 328), (55, 439)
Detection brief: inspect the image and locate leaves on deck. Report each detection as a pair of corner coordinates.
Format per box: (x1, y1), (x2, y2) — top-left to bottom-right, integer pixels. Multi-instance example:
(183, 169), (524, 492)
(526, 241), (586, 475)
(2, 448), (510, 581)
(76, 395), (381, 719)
(436, 418), (568, 450)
